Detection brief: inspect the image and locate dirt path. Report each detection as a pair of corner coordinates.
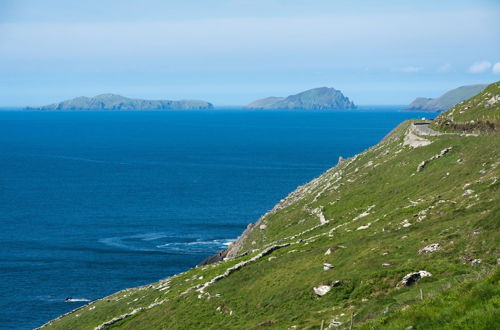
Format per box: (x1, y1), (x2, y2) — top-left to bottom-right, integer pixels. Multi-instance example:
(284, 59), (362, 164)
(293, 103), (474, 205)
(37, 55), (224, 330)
(403, 122), (442, 148)
(412, 122), (442, 136)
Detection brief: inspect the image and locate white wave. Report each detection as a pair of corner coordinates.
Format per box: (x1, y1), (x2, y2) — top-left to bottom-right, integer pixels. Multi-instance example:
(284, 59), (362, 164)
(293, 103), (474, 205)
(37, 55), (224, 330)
(156, 238), (235, 250)
(65, 298), (91, 302)
(100, 233), (235, 253)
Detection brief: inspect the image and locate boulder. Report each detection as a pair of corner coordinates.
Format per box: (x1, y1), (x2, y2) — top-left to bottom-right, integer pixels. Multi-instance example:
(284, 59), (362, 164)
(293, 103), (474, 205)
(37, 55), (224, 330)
(397, 270), (432, 288)
(323, 263), (334, 271)
(471, 259), (482, 265)
(313, 285), (331, 296)
(418, 243), (441, 254)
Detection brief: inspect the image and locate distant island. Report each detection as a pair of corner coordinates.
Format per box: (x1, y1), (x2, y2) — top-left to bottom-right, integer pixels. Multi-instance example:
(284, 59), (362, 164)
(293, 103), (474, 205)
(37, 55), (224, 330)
(28, 93), (214, 111)
(405, 84), (487, 112)
(246, 87), (356, 110)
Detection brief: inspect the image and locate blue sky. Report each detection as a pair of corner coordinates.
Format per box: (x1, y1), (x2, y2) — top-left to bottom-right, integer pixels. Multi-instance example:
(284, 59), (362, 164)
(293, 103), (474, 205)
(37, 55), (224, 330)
(0, 0), (499, 106)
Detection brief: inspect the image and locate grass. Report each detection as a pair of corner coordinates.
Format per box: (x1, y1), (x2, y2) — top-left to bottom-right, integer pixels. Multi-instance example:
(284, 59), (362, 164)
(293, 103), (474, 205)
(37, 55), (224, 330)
(432, 81), (500, 132)
(43, 82), (500, 329)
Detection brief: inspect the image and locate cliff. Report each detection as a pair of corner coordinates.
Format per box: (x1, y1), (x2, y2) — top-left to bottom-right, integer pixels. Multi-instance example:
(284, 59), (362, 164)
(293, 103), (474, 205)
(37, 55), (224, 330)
(405, 84), (487, 112)
(29, 93), (214, 111)
(41, 82), (499, 330)
(246, 87), (356, 110)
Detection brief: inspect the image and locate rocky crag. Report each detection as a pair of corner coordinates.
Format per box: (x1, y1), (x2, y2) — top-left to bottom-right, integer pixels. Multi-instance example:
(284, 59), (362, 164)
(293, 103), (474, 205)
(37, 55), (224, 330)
(41, 82), (499, 330)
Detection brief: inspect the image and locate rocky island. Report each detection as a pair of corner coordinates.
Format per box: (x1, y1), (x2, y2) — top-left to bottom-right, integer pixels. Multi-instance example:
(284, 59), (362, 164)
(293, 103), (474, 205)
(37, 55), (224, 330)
(246, 87), (356, 110)
(405, 84), (487, 112)
(28, 93), (214, 111)
(40, 82), (499, 329)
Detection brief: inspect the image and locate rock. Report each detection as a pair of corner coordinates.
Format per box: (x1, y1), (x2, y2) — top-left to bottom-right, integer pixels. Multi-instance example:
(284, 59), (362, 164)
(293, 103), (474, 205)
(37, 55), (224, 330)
(313, 285), (331, 296)
(328, 320), (343, 328)
(197, 249), (228, 266)
(417, 160), (428, 172)
(259, 224), (267, 230)
(417, 147), (453, 172)
(356, 223), (371, 230)
(323, 263), (334, 271)
(382, 263), (392, 267)
(464, 189), (475, 195)
(397, 270), (432, 288)
(401, 219), (412, 228)
(324, 248), (332, 255)
(268, 256), (276, 261)
(418, 243), (441, 254)
(471, 259), (482, 265)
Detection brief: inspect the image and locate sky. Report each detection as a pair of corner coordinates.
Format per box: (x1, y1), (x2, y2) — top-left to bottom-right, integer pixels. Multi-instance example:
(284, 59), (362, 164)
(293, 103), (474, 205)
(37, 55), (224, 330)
(0, 0), (499, 106)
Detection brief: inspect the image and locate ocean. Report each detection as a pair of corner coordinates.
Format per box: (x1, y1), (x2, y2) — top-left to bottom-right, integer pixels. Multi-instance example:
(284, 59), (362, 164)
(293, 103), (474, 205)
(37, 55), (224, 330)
(0, 108), (434, 329)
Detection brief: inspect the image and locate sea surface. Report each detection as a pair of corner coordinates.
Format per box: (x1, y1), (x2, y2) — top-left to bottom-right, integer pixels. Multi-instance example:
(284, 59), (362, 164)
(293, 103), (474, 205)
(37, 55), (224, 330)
(0, 108), (435, 329)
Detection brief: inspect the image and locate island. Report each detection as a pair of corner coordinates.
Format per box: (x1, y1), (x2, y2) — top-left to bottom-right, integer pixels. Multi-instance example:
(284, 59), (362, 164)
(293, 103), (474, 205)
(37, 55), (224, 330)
(245, 87), (356, 110)
(28, 93), (214, 111)
(405, 84), (487, 112)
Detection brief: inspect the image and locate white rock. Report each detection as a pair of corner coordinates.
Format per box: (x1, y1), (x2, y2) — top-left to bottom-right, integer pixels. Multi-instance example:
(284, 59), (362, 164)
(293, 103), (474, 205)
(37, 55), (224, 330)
(323, 263), (334, 271)
(418, 243), (441, 254)
(313, 285), (331, 296)
(464, 189), (474, 195)
(397, 270), (432, 287)
(401, 219), (412, 228)
(471, 259), (482, 265)
(357, 223), (371, 230)
(324, 248), (332, 255)
(259, 224), (267, 230)
(329, 320), (343, 327)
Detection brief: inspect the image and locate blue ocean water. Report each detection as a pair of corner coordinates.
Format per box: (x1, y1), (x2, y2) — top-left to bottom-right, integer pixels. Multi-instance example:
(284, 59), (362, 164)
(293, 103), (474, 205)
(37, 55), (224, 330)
(0, 108), (434, 329)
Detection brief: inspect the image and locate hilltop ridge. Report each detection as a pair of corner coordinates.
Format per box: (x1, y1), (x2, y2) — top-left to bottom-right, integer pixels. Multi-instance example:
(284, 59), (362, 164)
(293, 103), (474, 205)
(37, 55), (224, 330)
(405, 84), (487, 112)
(41, 82), (499, 330)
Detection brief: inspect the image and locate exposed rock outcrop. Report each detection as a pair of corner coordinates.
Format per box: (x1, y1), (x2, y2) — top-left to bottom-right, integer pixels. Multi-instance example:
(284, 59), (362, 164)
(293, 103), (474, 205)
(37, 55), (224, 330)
(313, 285), (331, 296)
(418, 243), (440, 254)
(397, 270), (432, 288)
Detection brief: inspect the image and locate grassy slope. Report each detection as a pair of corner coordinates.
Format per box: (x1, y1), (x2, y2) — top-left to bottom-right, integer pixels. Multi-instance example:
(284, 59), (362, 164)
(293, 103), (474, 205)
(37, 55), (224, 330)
(432, 81), (500, 131)
(44, 83), (500, 329)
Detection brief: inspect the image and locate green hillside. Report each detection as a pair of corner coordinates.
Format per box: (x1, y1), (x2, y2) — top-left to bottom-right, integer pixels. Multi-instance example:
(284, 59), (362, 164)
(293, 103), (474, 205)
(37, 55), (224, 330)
(432, 81), (500, 132)
(41, 82), (500, 330)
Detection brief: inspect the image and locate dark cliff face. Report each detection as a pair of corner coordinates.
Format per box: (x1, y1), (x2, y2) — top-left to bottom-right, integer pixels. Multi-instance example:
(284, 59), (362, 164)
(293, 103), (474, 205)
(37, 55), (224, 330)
(246, 87), (356, 110)
(30, 93), (214, 110)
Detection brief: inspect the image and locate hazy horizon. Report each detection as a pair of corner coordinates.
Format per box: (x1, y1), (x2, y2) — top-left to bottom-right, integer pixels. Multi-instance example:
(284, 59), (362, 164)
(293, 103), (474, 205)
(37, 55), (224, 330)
(1, 0), (499, 106)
